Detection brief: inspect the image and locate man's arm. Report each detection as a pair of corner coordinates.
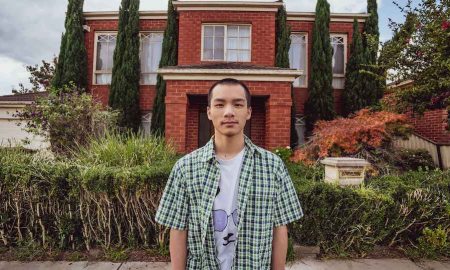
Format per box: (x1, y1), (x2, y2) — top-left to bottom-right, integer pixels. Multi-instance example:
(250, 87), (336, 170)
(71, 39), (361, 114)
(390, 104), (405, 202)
(271, 225), (288, 270)
(170, 228), (188, 270)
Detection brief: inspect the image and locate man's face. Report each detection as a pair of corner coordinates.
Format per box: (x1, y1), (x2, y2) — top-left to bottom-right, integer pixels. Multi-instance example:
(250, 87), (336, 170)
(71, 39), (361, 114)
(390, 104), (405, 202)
(207, 84), (252, 138)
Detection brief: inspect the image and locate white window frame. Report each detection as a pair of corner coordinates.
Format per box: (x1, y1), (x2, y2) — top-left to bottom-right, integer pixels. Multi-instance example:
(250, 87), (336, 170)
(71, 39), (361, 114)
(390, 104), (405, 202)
(201, 24), (252, 62)
(289, 32), (308, 88)
(330, 33), (347, 89)
(93, 32), (117, 86)
(93, 31), (164, 86)
(139, 32), (164, 85)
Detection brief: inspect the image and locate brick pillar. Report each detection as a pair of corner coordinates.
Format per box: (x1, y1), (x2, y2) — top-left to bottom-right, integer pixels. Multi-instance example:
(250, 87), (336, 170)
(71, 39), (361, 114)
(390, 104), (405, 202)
(165, 86), (188, 153)
(265, 98), (292, 150)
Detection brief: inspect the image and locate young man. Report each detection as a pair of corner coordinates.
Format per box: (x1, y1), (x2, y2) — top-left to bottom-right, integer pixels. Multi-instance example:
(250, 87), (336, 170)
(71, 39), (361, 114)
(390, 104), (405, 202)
(156, 78), (303, 270)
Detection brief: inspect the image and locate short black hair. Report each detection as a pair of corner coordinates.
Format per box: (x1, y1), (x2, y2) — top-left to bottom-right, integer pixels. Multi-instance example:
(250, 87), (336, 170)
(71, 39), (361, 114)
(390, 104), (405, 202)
(207, 78), (251, 107)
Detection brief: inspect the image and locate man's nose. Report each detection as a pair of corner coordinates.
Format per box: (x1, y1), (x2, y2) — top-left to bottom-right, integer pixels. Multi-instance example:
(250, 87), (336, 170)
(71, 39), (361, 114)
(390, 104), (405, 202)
(223, 104), (235, 117)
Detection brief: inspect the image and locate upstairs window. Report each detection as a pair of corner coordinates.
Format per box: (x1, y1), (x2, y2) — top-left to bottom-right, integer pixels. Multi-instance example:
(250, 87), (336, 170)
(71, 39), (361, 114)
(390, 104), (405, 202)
(330, 34), (347, 89)
(289, 33), (308, 87)
(140, 32), (163, 85)
(94, 32), (163, 85)
(95, 33), (116, 85)
(202, 25), (251, 62)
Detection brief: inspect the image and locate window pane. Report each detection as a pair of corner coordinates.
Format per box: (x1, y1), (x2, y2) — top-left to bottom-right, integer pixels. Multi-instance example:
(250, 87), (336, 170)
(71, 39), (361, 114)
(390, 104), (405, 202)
(239, 38), (250, 50)
(204, 26), (214, 36)
(204, 37), (214, 50)
(214, 26), (225, 37)
(332, 77), (345, 89)
(228, 26), (239, 37)
(96, 74), (112, 85)
(141, 40), (151, 73)
(239, 26), (250, 37)
(150, 39), (162, 72)
(214, 48), (224, 60)
(204, 49), (213, 59)
(228, 37), (238, 49)
(96, 34), (116, 71)
(214, 37), (224, 49)
(332, 44), (345, 74)
(289, 43), (301, 69)
(227, 50), (238, 61)
(96, 41), (106, 70)
(239, 51), (250, 62)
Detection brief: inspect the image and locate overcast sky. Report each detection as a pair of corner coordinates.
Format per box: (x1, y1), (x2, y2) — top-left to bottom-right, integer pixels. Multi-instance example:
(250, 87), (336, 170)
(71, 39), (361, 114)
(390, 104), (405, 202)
(0, 0), (408, 96)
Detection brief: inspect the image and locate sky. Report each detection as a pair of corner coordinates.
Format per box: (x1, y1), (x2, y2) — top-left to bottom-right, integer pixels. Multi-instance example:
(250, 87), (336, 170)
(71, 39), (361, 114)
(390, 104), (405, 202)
(0, 0), (412, 96)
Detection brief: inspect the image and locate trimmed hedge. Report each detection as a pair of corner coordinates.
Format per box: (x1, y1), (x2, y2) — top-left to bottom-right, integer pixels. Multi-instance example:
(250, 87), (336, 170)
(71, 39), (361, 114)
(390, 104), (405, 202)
(1, 146), (449, 259)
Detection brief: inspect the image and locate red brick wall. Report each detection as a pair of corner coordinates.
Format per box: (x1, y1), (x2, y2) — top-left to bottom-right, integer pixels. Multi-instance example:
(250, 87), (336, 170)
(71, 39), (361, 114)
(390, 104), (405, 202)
(288, 20), (364, 116)
(408, 109), (450, 144)
(84, 19), (166, 110)
(178, 11), (276, 66)
(165, 80), (291, 152)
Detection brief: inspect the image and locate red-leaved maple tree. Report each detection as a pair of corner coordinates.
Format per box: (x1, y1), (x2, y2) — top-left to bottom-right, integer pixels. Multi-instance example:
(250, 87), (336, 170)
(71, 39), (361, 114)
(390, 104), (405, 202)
(290, 109), (412, 164)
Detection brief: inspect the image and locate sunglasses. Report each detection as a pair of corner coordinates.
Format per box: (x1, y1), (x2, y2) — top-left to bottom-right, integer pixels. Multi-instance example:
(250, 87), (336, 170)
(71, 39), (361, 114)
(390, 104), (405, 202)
(213, 209), (239, 232)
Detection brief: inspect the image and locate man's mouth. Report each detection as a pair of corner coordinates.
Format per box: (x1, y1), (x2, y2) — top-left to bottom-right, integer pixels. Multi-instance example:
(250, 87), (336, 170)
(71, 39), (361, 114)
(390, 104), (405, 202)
(222, 121), (238, 125)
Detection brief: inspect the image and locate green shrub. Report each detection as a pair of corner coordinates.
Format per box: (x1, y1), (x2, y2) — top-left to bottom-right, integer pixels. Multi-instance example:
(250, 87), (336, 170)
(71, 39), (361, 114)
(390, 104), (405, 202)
(394, 148), (436, 171)
(416, 226), (449, 259)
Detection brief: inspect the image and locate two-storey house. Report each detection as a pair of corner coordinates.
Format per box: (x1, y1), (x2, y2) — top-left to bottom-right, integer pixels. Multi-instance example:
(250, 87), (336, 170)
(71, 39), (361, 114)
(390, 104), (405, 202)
(83, 0), (368, 153)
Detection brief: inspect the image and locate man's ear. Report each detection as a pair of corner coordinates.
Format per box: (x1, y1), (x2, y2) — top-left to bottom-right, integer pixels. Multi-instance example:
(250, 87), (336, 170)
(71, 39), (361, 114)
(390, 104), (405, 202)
(207, 106), (212, 120)
(246, 106), (252, 120)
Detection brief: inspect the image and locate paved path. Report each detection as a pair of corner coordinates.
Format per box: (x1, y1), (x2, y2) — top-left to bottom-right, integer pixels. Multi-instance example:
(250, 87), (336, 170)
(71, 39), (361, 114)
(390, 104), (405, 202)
(1, 259), (449, 270)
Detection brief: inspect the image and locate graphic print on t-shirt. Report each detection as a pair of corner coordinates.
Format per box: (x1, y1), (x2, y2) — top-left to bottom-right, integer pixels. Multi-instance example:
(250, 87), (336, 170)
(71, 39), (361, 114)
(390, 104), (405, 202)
(212, 148), (245, 270)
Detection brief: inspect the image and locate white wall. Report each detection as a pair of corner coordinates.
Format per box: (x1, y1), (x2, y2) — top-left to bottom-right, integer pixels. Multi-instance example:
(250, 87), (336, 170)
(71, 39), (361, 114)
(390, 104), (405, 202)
(0, 106), (49, 150)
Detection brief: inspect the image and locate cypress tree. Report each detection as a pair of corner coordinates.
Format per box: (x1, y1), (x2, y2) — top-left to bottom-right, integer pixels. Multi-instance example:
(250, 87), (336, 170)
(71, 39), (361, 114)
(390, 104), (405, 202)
(364, 0), (379, 64)
(362, 0), (382, 105)
(304, 0), (334, 132)
(150, 0), (178, 136)
(109, 0), (141, 132)
(275, 3), (290, 68)
(52, 0), (87, 90)
(275, 2), (298, 147)
(343, 19), (366, 116)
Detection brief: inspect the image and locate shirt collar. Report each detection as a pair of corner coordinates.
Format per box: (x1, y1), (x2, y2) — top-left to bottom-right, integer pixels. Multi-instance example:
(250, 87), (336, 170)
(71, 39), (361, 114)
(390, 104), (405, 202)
(201, 134), (263, 162)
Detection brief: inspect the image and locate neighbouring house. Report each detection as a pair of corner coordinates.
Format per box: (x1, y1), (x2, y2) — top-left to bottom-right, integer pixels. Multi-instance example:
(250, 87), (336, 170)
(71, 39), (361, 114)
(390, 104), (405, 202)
(83, 0), (368, 153)
(0, 92), (49, 150)
(388, 80), (450, 169)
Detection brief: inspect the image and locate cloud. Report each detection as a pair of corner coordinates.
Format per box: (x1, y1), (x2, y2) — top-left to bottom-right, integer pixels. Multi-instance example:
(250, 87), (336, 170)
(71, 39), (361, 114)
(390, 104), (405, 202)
(0, 56), (30, 96)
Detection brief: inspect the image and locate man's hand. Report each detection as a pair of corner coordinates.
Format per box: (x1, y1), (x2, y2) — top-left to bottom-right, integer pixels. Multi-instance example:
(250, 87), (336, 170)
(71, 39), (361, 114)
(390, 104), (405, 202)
(170, 228), (188, 270)
(271, 225), (288, 270)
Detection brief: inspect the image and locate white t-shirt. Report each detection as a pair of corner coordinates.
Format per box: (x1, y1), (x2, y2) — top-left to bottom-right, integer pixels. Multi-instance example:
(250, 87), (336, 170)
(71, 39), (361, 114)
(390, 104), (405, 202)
(212, 147), (245, 270)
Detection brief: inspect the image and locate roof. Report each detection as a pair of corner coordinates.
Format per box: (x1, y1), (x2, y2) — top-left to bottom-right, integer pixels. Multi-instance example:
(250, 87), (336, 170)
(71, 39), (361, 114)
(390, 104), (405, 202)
(0, 91), (48, 104)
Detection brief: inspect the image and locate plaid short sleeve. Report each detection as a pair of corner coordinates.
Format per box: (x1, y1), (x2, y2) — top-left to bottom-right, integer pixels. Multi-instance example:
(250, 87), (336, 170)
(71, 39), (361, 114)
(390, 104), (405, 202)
(272, 160), (304, 227)
(155, 160), (189, 230)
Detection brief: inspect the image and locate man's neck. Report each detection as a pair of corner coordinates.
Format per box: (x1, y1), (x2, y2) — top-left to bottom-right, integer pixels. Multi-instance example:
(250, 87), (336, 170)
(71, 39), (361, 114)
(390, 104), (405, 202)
(213, 132), (245, 160)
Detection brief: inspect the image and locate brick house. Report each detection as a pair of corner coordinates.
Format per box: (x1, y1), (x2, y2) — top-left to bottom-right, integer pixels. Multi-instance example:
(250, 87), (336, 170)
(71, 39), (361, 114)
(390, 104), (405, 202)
(83, 0), (368, 153)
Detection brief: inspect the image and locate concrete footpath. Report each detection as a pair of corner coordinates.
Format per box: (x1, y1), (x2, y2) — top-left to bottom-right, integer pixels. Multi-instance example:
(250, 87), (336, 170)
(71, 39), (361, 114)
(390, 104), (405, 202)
(1, 259), (449, 270)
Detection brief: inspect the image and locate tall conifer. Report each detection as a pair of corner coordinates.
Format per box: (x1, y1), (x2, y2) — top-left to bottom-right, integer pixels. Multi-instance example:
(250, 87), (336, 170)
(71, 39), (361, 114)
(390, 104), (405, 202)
(53, 0), (87, 90)
(362, 0), (382, 104)
(343, 19), (366, 116)
(275, 2), (298, 147)
(109, 0), (141, 132)
(304, 0), (335, 132)
(150, 0), (178, 136)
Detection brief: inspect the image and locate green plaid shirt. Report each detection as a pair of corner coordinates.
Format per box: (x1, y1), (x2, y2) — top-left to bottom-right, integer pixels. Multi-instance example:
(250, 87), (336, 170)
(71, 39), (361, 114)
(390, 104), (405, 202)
(155, 135), (303, 269)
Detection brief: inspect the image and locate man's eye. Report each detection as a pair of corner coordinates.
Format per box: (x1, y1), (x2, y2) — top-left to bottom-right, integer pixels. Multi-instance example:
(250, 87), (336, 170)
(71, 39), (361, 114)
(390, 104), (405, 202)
(235, 104), (244, 107)
(215, 104), (224, 108)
